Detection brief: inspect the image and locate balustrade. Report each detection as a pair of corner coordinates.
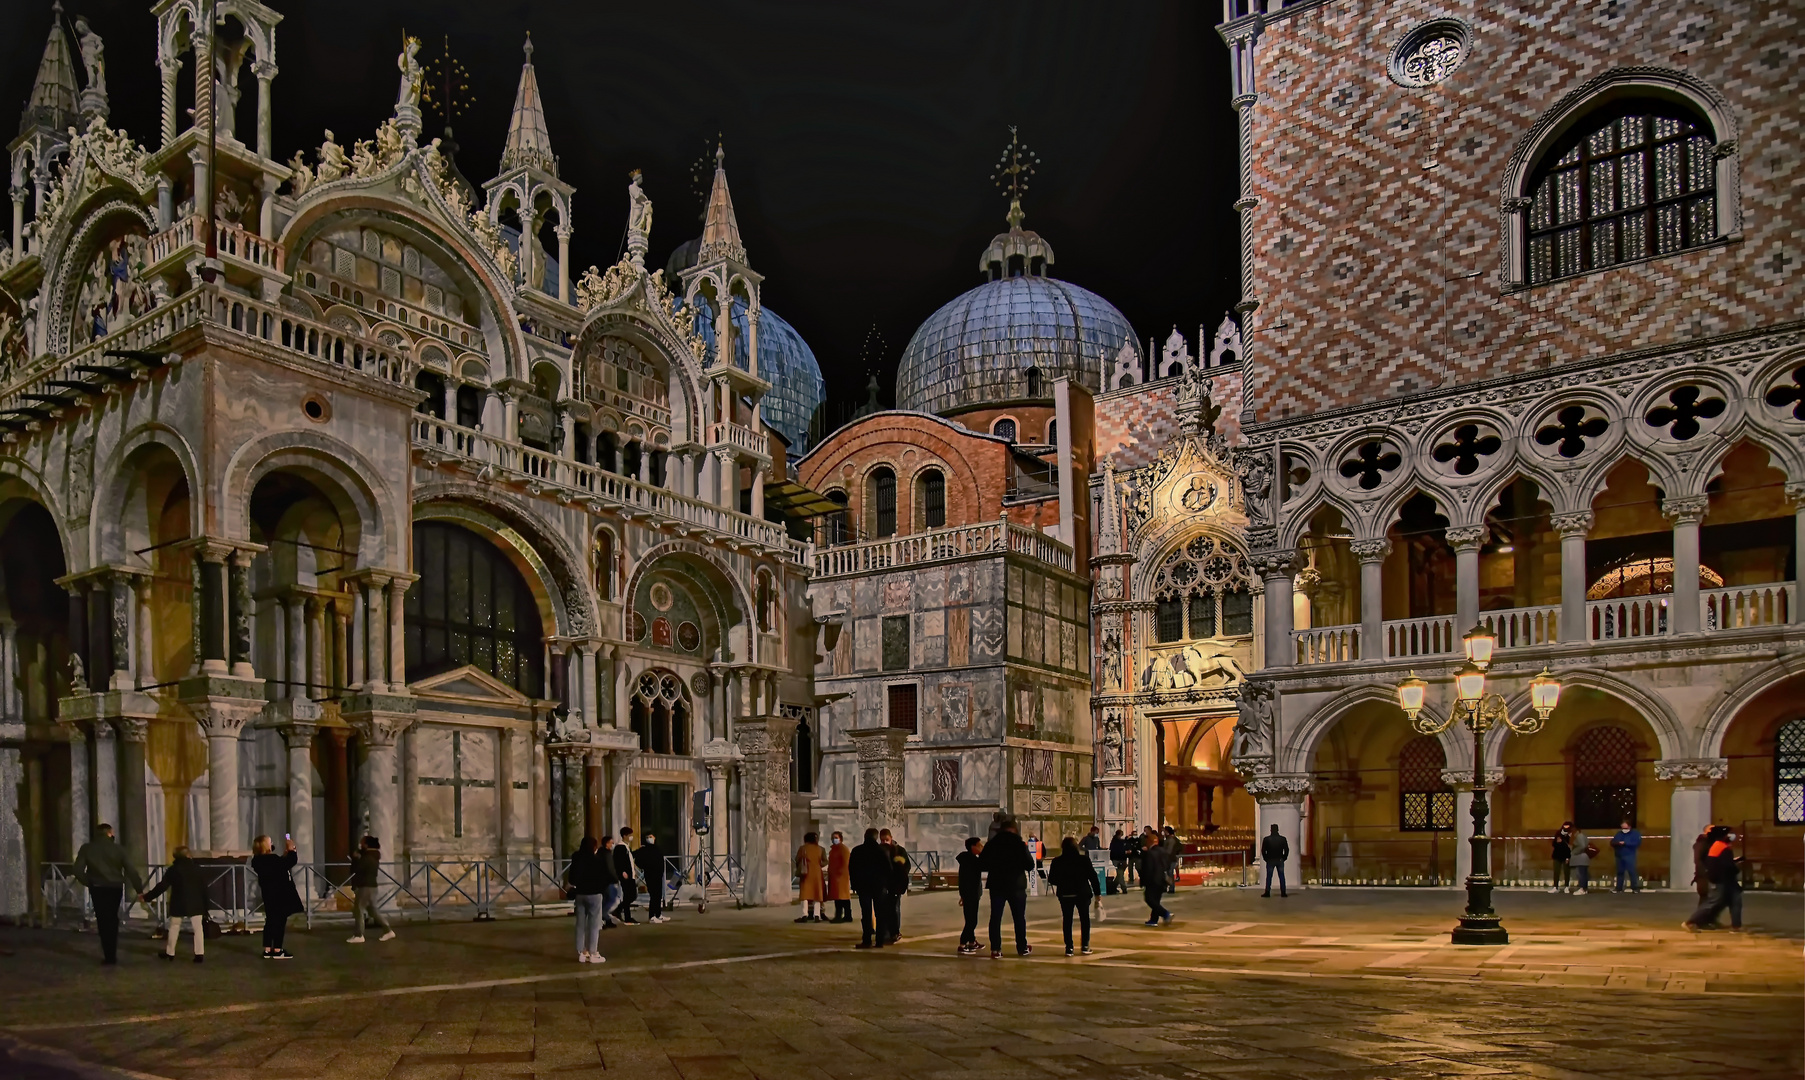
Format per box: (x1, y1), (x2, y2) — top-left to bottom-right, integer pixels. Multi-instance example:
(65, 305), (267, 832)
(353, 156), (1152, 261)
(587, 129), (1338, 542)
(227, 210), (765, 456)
(708, 420), (766, 457)
(1383, 615), (1458, 659)
(1293, 625), (1360, 665)
(1588, 595), (1669, 641)
(811, 519), (1072, 577)
(1702, 582), (1792, 631)
(216, 220), (283, 271)
(1477, 605), (1559, 649)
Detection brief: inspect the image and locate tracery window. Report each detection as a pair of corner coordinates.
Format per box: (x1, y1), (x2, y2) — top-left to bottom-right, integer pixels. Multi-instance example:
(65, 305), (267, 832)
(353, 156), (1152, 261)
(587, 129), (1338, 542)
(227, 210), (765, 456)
(1399, 736), (1454, 831)
(405, 522), (545, 696)
(1777, 718), (1805, 825)
(628, 670), (692, 755)
(1572, 725), (1638, 829)
(1526, 104), (1717, 284)
(1152, 535), (1254, 643)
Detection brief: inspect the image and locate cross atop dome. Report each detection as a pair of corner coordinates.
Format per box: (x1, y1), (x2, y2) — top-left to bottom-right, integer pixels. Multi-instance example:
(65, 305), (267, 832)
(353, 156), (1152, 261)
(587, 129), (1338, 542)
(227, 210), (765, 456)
(979, 126), (1055, 280)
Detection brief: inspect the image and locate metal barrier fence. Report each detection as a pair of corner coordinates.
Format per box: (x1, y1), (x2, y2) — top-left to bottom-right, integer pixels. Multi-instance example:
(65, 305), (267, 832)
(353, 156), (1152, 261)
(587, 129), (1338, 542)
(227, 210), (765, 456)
(666, 852), (742, 909)
(1311, 829), (1452, 886)
(1174, 851), (1251, 888)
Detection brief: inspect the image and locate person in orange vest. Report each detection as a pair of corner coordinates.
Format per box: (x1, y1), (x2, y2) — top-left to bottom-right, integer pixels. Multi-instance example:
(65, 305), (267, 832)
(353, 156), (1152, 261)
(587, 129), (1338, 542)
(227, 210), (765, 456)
(1682, 826), (1744, 932)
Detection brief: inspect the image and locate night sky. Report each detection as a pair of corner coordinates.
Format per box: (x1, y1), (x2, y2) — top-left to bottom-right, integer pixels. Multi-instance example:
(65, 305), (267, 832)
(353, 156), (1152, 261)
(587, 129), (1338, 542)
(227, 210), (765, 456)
(3, 0), (1240, 412)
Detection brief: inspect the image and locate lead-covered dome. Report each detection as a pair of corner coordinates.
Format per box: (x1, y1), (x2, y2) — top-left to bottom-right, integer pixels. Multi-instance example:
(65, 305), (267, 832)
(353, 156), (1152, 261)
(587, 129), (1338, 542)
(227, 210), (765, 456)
(894, 273), (1138, 417)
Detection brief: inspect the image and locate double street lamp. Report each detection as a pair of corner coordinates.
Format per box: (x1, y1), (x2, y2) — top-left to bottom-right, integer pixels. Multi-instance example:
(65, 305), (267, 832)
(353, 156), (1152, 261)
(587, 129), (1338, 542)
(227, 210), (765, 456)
(1397, 625), (1561, 945)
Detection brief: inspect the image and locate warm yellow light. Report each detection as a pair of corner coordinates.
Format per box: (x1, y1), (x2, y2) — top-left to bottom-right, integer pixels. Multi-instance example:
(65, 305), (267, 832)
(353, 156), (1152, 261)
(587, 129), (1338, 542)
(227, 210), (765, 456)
(1463, 623), (1496, 669)
(1530, 666), (1562, 716)
(1455, 661), (1487, 703)
(1397, 672), (1428, 717)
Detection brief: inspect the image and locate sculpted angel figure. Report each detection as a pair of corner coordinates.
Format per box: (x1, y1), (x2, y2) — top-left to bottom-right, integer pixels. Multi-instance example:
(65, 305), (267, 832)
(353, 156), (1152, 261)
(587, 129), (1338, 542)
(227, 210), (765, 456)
(286, 150), (315, 197)
(396, 35), (424, 109)
(315, 131), (349, 183)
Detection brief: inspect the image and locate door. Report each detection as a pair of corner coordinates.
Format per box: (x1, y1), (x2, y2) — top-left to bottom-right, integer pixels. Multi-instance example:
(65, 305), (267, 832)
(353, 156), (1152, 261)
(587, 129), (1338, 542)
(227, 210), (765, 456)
(640, 782), (685, 860)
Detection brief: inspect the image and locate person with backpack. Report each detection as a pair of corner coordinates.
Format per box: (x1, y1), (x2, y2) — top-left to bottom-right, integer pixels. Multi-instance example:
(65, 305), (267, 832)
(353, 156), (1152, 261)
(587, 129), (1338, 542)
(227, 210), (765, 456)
(563, 836), (609, 963)
(346, 835), (396, 944)
(140, 846), (207, 963)
(1683, 826), (1745, 932)
(612, 827), (639, 924)
(955, 836), (984, 954)
(1569, 828), (1594, 894)
(1260, 824), (1289, 898)
(1048, 835), (1102, 955)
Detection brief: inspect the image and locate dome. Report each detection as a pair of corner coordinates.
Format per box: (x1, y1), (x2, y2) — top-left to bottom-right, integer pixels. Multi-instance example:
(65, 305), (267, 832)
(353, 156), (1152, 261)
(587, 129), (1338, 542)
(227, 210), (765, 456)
(687, 295), (825, 455)
(894, 274), (1139, 417)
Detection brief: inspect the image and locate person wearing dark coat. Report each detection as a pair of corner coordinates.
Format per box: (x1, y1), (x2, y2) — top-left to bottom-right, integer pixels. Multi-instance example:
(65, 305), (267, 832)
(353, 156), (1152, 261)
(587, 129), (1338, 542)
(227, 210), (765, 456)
(613, 827), (640, 923)
(347, 835), (395, 944)
(1141, 833), (1174, 925)
(141, 846), (207, 962)
(1690, 826), (1712, 900)
(1260, 824), (1290, 898)
(848, 829), (891, 947)
(1683, 826), (1745, 932)
(634, 834), (668, 922)
(73, 823), (144, 965)
(1108, 829), (1129, 895)
(955, 837), (984, 954)
(1048, 836), (1102, 955)
(564, 836), (610, 963)
(250, 835), (303, 959)
(980, 818), (1035, 958)
(880, 828), (909, 944)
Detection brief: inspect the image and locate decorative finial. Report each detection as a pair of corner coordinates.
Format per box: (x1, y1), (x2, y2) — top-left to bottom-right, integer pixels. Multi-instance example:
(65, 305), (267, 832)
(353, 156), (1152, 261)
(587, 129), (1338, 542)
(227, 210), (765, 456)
(990, 125), (1039, 231)
(715, 143), (725, 167)
(422, 34), (473, 128)
(523, 32), (533, 62)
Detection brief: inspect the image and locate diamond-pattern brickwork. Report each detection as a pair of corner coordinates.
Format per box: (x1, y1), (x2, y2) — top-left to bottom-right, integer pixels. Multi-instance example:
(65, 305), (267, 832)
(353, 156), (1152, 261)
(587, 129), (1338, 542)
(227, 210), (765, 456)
(1243, 0), (1803, 420)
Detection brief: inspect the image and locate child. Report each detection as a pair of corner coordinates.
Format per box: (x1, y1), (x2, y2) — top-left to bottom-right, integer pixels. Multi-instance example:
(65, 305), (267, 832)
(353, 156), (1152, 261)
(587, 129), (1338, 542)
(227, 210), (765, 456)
(956, 837), (984, 954)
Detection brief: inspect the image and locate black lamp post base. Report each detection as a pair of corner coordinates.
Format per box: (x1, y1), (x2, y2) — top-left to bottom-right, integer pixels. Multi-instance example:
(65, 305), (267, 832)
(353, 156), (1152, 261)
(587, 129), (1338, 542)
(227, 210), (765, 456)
(1451, 915), (1508, 945)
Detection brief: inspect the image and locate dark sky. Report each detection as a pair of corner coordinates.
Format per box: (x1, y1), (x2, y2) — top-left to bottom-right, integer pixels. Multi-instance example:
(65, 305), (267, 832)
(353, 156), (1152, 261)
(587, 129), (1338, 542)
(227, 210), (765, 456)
(3, 0), (1239, 411)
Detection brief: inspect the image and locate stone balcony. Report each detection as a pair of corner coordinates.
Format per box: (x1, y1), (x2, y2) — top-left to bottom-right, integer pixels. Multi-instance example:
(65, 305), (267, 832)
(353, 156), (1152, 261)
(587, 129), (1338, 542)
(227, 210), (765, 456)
(810, 517), (1073, 580)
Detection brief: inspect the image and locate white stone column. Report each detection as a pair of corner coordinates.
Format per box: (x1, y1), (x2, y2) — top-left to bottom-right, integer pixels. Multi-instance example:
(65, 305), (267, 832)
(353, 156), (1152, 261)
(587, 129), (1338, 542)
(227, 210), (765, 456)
(576, 644), (597, 727)
(1447, 525), (1487, 637)
(0, 620), (18, 718)
(66, 723), (90, 857)
(386, 578), (410, 692)
(283, 722), (316, 868)
(1247, 776), (1310, 889)
(349, 586), (367, 689)
(497, 727), (516, 853)
(363, 576), (389, 690)
(1666, 496), (1707, 635)
(253, 61), (276, 160)
(191, 706), (256, 853)
(9, 190), (22, 262)
(1257, 551), (1296, 668)
(160, 60), (181, 148)
(1790, 484), (1805, 624)
(1351, 539), (1390, 661)
(555, 226), (571, 304)
(751, 466), (765, 519)
(1658, 759), (1726, 891)
(284, 597), (304, 698)
(705, 760), (730, 864)
(716, 449), (738, 510)
(92, 721), (119, 833)
(1553, 512), (1593, 643)
(734, 715), (793, 906)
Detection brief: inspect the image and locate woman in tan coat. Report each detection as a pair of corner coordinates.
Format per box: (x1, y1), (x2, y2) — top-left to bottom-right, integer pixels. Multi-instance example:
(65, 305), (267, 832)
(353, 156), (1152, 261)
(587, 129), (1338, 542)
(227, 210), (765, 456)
(795, 832), (828, 922)
(825, 830), (853, 923)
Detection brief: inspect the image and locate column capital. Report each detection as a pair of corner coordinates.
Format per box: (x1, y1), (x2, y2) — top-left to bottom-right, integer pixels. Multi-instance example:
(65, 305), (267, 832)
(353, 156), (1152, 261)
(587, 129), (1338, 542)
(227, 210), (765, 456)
(114, 716), (150, 743)
(1784, 481), (1805, 506)
(174, 536), (268, 564)
(1550, 511), (1594, 537)
(1348, 538), (1392, 563)
(1243, 774), (1312, 804)
(1250, 549), (1297, 580)
(1445, 524), (1488, 553)
(343, 705), (417, 749)
(846, 725), (909, 760)
(1662, 495), (1709, 526)
(1653, 757), (1728, 783)
(1439, 767), (1503, 790)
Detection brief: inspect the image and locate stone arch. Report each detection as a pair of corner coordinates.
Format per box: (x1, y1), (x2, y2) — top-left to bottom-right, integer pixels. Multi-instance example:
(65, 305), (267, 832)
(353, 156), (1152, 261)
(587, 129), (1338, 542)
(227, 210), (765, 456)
(410, 499), (571, 642)
(1697, 653), (1805, 761)
(1575, 449), (1683, 518)
(42, 198), (157, 358)
(1500, 66), (1741, 284)
(92, 424), (203, 566)
(222, 432), (395, 567)
(573, 309), (704, 446)
(0, 463), (74, 572)
(621, 541), (752, 663)
(1499, 666), (1686, 761)
(1282, 682), (1447, 776)
(412, 479), (595, 636)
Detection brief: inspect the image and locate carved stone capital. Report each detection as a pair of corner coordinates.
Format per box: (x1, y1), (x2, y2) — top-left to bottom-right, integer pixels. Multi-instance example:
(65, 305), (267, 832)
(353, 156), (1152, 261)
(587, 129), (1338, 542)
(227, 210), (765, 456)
(1445, 524), (1489, 552)
(1251, 549), (1297, 580)
(1785, 482), (1805, 507)
(1349, 538), (1392, 563)
(1653, 757), (1728, 782)
(114, 716), (150, 743)
(1662, 494), (1709, 526)
(1439, 767), (1503, 789)
(281, 723), (318, 750)
(1711, 139), (1737, 159)
(1550, 511), (1594, 537)
(848, 726), (909, 762)
(1243, 774), (1312, 803)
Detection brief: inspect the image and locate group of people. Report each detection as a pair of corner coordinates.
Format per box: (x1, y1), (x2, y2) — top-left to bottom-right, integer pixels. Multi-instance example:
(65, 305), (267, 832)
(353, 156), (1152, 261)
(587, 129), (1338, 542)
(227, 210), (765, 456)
(562, 827), (674, 964)
(792, 831), (855, 923)
(1549, 820), (1644, 894)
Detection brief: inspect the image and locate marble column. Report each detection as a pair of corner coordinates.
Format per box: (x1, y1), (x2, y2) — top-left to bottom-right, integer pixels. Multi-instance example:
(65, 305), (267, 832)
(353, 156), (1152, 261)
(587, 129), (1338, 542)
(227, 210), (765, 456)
(555, 226), (571, 304)
(1552, 512), (1593, 643)
(362, 576), (389, 690)
(734, 715), (794, 906)
(285, 596), (305, 698)
(116, 719), (149, 872)
(107, 576), (133, 692)
(283, 722), (317, 868)
(1246, 776), (1311, 889)
(386, 578), (410, 692)
(1257, 551), (1296, 668)
(1666, 495), (1707, 635)
(67, 723), (90, 857)
(1447, 525), (1487, 637)
(1658, 759), (1726, 891)
(704, 760), (730, 864)
(1443, 767), (1502, 887)
(1791, 484), (1805, 624)
(253, 61), (276, 160)
(497, 727), (516, 853)
(554, 746), (586, 859)
(716, 449), (738, 510)
(91, 720), (119, 836)
(1350, 539), (1390, 661)
(355, 719), (405, 853)
(191, 705), (256, 853)
(847, 727), (907, 838)
(323, 728), (351, 871)
(229, 552), (256, 679)
(160, 59), (180, 147)
(0, 620), (18, 717)
(306, 595), (326, 698)
(0, 739), (25, 917)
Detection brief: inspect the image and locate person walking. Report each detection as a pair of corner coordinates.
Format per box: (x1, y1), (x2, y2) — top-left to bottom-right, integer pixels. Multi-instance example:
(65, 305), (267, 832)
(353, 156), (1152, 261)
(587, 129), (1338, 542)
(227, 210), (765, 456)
(1259, 824), (1289, 898)
(1160, 826), (1182, 891)
(250, 835), (303, 959)
(1108, 829), (1129, 895)
(1690, 825), (1712, 901)
(635, 833), (667, 923)
(1081, 825), (1102, 853)
(826, 831), (853, 923)
(1569, 828), (1594, 894)
(140, 846), (205, 963)
(1048, 835), (1101, 956)
(612, 827), (639, 924)
(956, 836), (984, 954)
(564, 836), (609, 963)
(1549, 822), (1574, 893)
(346, 836), (396, 944)
(72, 823), (143, 965)
(599, 836), (622, 929)
(1610, 819), (1643, 893)
(1682, 826), (1745, 932)
(880, 828), (908, 943)
(1141, 832), (1174, 926)
(795, 832), (827, 922)
(981, 817), (1034, 957)
(849, 828), (890, 948)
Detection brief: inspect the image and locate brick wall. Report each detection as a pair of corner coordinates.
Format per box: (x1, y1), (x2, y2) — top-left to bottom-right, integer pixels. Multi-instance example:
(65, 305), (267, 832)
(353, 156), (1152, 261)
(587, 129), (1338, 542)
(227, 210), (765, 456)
(1242, 0), (1802, 420)
(1096, 366), (1245, 470)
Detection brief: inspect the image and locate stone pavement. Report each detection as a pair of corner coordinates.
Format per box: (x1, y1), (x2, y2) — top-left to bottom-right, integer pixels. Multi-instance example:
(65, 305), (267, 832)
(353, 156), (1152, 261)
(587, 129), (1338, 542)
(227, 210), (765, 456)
(0, 885), (1797, 1080)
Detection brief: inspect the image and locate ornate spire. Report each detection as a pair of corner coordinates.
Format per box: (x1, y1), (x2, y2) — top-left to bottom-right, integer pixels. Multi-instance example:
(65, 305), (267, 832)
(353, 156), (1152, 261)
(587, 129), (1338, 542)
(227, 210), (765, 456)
(990, 125), (1038, 230)
(978, 126), (1054, 279)
(499, 33), (555, 175)
(20, 2), (80, 138)
(1097, 456), (1124, 557)
(699, 144), (746, 265)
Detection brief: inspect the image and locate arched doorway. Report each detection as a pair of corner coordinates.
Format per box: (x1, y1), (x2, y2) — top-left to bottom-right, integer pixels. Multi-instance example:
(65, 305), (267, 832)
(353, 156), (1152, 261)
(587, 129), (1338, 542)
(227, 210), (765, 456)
(1710, 671), (1805, 890)
(2, 500), (72, 907)
(1308, 698), (1456, 885)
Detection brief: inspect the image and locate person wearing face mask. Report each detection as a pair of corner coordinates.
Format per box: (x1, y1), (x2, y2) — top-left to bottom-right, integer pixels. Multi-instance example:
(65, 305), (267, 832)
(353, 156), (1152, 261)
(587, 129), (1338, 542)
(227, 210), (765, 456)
(826, 831), (853, 923)
(794, 832), (827, 923)
(1683, 826), (1745, 932)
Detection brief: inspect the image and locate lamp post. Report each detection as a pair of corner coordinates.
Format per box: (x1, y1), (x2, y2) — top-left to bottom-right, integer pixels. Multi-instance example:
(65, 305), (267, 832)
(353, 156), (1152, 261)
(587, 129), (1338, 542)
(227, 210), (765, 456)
(1397, 624), (1560, 945)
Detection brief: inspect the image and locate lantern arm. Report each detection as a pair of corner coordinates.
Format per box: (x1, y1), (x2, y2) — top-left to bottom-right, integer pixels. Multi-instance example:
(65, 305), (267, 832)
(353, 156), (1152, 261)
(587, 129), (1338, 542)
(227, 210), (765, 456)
(1411, 707), (1455, 736)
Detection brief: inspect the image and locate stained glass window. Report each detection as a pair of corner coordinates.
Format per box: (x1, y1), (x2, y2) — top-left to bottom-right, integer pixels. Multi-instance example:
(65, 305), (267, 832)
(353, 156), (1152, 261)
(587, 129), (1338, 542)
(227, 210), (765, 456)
(1527, 106), (1716, 283)
(1573, 725), (1639, 828)
(1777, 718), (1805, 825)
(1399, 736), (1454, 831)
(405, 522), (545, 696)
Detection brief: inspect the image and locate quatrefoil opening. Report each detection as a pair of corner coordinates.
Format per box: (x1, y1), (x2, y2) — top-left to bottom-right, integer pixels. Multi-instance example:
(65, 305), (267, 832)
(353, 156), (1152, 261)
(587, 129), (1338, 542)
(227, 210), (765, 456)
(1534, 406), (1608, 459)
(1764, 366), (1805, 421)
(1644, 385), (1726, 441)
(1430, 423), (1502, 475)
(1338, 440), (1402, 490)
